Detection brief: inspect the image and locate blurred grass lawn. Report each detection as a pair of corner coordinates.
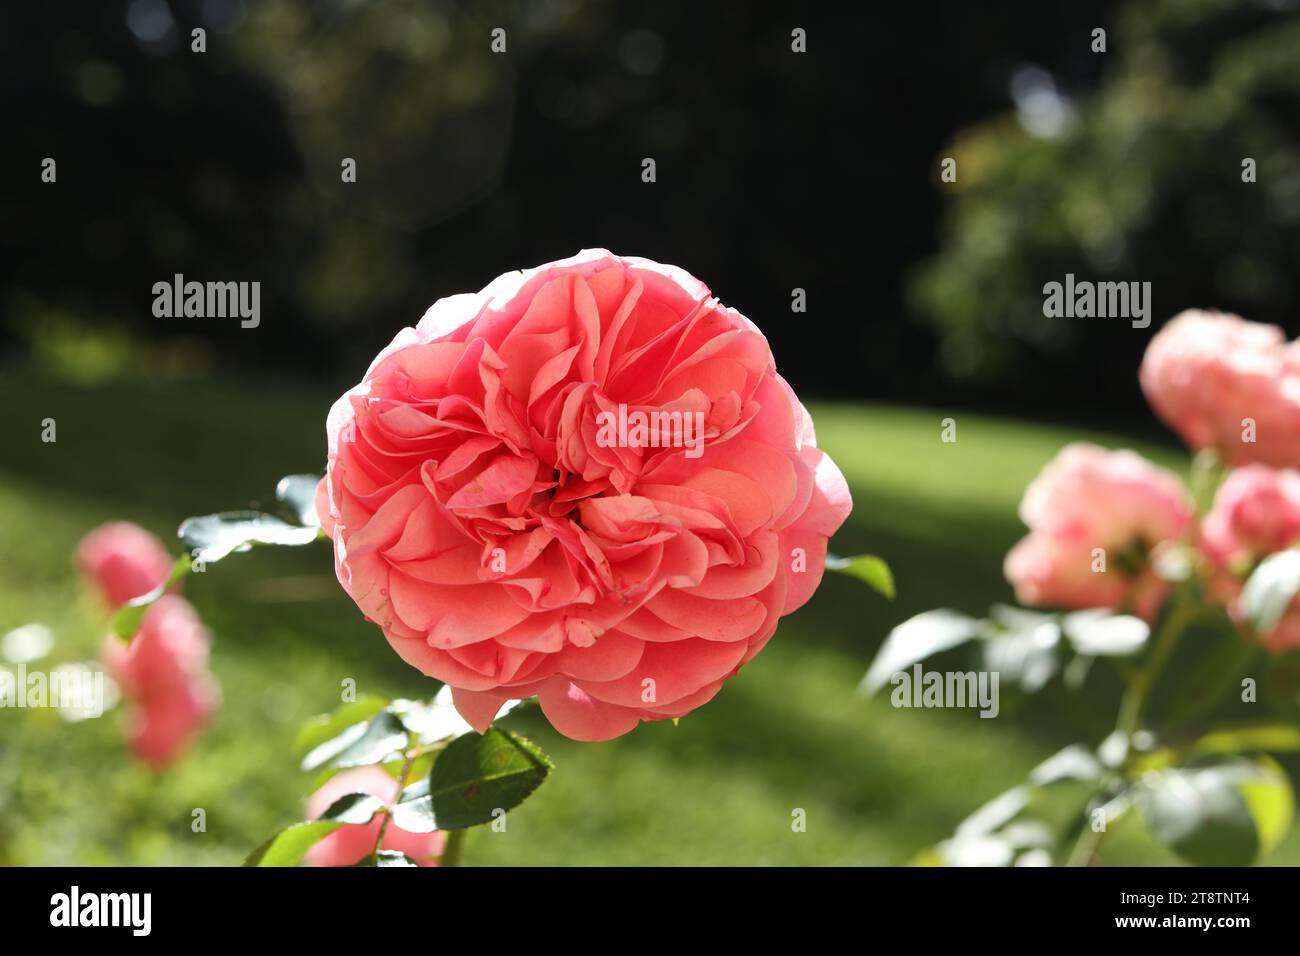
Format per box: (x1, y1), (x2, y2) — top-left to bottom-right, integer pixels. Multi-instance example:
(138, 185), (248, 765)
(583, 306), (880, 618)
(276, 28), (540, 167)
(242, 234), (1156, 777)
(1, 373), (1298, 866)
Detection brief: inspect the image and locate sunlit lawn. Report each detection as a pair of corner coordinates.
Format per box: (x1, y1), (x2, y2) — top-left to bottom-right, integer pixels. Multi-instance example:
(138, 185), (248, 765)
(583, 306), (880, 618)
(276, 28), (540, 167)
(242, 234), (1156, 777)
(1, 373), (1297, 865)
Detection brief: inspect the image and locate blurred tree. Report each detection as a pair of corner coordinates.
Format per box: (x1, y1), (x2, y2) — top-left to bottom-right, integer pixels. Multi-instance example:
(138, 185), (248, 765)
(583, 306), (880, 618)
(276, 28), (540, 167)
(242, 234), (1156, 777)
(913, 0), (1300, 416)
(3, 0), (1126, 408)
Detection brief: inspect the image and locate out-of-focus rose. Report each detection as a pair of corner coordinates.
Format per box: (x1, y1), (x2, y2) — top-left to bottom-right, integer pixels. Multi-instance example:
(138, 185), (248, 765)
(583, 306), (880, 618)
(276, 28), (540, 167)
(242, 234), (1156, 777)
(316, 249), (852, 741)
(303, 766), (445, 867)
(102, 596), (219, 768)
(1202, 465), (1300, 571)
(76, 521), (175, 610)
(1004, 443), (1192, 617)
(1140, 310), (1300, 468)
(1200, 465), (1300, 653)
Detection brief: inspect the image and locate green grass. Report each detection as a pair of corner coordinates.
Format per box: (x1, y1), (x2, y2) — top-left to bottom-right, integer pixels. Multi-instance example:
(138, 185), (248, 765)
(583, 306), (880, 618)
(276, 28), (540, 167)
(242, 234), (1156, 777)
(1, 373), (1298, 866)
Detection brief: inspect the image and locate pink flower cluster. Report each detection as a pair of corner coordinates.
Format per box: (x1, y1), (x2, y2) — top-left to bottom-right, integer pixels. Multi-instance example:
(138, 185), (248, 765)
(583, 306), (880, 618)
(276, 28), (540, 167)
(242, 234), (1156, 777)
(1005, 310), (1300, 653)
(77, 522), (219, 767)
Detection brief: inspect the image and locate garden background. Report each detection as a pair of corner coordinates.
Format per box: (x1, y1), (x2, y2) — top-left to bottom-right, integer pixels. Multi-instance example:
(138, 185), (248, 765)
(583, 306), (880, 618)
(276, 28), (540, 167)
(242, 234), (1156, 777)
(2, 0), (1300, 865)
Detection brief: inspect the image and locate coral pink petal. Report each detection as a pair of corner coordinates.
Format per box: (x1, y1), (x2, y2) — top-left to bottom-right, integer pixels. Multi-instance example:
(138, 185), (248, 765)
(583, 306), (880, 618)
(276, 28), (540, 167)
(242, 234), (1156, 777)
(536, 678), (643, 742)
(450, 686), (509, 734)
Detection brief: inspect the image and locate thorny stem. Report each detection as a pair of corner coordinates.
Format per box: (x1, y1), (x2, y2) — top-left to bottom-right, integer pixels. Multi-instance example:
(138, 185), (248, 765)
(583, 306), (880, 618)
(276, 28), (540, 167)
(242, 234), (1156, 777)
(373, 737), (420, 858)
(1065, 599), (1194, 866)
(1117, 600), (1197, 740)
(440, 827), (466, 867)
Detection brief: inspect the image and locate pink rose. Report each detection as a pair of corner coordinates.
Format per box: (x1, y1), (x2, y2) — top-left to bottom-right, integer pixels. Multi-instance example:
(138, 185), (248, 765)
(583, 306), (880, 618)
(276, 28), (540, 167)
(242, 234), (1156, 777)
(304, 766), (445, 867)
(1200, 465), (1300, 653)
(102, 596), (219, 768)
(1004, 443), (1192, 617)
(124, 687), (219, 768)
(1140, 310), (1300, 467)
(76, 521), (175, 610)
(1202, 465), (1300, 570)
(317, 249), (852, 741)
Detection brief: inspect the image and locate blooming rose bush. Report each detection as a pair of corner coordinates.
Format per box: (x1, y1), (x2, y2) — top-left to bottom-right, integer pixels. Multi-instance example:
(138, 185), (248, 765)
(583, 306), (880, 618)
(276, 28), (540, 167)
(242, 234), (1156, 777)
(870, 309), (1300, 868)
(314, 249), (852, 741)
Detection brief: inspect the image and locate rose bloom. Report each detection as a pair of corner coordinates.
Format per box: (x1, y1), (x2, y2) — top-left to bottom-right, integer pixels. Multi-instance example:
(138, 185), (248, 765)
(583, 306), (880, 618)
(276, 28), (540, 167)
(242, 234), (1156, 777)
(1004, 443), (1192, 618)
(316, 249), (852, 741)
(1201, 465), (1300, 653)
(76, 521), (175, 610)
(1140, 309), (1300, 468)
(102, 596), (219, 768)
(304, 766), (445, 867)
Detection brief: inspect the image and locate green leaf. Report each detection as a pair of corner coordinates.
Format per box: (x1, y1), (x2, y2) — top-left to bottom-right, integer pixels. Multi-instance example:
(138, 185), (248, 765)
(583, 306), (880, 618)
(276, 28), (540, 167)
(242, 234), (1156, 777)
(390, 687), (523, 745)
(299, 721), (368, 772)
(294, 696), (390, 758)
(909, 847), (946, 867)
(1141, 768), (1256, 865)
(374, 851), (418, 867)
(276, 473), (323, 528)
(244, 790), (400, 867)
(1235, 756), (1295, 857)
(1063, 653), (1094, 691)
(178, 510), (321, 564)
(1190, 724), (1300, 758)
(980, 607), (1061, 693)
(1157, 628), (1258, 725)
(243, 820), (347, 867)
(861, 610), (980, 694)
(1241, 549), (1300, 633)
(1097, 729), (1130, 769)
(315, 792), (386, 825)
(428, 728), (553, 830)
(955, 786), (1030, 838)
(1030, 744), (1103, 786)
(1262, 655), (1300, 724)
(390, 778), (437, 833)
(935, 833), (1015, 867)
(307, 751), (434, 795)
(1062, 610), (1149, 657)
(108, 555), (191, 639)
(300, 710), (408, 773)
(826, 553), (895, 599)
